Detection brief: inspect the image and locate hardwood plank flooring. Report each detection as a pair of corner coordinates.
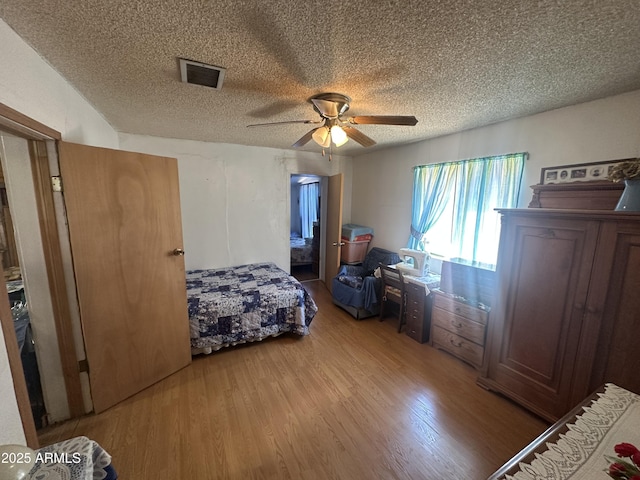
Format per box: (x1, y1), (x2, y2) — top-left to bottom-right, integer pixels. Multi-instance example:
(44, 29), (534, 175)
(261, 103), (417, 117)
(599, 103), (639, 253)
(291, 264), (319, 282)
(39, 280), (548, 479)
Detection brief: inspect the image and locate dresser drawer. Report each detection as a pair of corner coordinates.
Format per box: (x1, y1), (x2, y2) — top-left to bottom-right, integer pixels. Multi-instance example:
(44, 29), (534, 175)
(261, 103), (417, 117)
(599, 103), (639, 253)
(431, 325), (484, 368)
(405, 283), (427, 343)
(433, 294), (488, 325)
(405, 281), (427, 296)
(405, 310), (427, 343)
(406, 294), (424, 318)
(432, 307), (486, 346)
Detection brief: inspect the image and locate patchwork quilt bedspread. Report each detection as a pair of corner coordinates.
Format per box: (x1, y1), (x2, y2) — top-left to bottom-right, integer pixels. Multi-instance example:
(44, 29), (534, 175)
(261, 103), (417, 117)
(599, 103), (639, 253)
(290, 236), (313, 265)
(186, 262), (317, 352)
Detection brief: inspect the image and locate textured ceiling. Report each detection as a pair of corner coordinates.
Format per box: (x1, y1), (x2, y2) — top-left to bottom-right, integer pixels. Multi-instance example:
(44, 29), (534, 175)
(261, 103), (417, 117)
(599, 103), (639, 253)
(1, 0), (640, 156)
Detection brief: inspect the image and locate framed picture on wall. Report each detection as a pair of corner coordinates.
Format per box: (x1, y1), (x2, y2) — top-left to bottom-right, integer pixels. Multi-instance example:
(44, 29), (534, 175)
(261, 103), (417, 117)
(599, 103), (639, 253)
(539, 159), (632, 185)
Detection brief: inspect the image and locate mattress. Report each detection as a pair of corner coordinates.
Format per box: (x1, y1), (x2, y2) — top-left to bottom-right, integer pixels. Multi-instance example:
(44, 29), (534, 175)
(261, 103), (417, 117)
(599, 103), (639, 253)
(186, 262), (317, 353)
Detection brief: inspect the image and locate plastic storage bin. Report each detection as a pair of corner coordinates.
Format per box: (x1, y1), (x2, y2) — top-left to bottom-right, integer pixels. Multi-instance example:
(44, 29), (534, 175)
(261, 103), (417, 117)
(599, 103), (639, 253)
(341, 224), (374, 242)
(341, 239), (370, 264)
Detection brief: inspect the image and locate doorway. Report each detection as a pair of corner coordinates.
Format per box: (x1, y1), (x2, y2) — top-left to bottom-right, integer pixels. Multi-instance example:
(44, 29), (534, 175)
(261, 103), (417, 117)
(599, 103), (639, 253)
(290, 174), (322, 282)
(0, 151), (47, 429)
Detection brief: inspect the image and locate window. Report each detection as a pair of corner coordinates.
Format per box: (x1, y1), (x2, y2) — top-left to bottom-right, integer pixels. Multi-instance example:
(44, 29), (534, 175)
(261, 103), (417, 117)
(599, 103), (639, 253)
(299, 182), (319, 238)
(408, 153), (525, 266)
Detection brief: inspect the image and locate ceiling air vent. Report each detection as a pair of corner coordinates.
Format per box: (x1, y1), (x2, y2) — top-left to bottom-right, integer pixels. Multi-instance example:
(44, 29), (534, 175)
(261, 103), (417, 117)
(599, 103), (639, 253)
(179, 58), (226, 90)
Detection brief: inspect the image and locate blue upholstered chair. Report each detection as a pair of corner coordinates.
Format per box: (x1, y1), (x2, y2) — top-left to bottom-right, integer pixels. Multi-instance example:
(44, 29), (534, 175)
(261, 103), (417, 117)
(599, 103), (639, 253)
(332, 247), (400, 319)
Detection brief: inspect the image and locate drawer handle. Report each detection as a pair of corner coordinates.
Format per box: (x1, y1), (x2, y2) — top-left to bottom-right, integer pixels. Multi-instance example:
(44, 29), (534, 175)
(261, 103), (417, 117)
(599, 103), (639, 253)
(451, 321), (463, 329)
(450, 338), (463, 348)
(454, 307), (461, 313)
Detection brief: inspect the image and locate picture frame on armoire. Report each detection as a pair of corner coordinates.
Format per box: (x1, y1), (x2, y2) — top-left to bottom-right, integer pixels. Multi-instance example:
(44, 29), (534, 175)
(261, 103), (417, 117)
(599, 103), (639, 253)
(539, 159), (631, 185)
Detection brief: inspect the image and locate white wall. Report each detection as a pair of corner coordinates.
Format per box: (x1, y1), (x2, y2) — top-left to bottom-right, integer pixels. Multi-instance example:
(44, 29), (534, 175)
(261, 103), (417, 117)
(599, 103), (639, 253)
(0, 313), (26, 445)
(118, 134), (352, 273)
(351, 90), (640, 254)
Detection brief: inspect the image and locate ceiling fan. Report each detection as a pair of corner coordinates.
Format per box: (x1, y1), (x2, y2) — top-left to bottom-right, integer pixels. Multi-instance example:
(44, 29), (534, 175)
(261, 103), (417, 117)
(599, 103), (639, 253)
(247, 93), (418, 151)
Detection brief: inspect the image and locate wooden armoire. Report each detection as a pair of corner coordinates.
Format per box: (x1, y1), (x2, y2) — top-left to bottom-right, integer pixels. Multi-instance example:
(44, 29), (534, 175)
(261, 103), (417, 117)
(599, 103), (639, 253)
(478, 208), (640, 422)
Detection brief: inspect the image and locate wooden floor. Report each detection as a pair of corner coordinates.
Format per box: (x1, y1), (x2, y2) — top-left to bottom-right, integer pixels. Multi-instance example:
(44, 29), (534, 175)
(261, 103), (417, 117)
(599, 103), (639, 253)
(291, 264), (319, 282)
(39, 280), (548, 479)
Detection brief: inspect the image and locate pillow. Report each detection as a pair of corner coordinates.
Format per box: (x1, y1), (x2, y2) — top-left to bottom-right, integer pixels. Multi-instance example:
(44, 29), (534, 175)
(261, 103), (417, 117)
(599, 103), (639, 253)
(337, 275), (364, 289)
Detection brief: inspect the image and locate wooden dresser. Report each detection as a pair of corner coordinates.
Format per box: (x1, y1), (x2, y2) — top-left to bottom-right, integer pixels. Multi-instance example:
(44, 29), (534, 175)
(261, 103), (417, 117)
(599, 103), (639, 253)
(478, 209), (640, 422)
(430, 259), (495, 368)
(431, 292), (489, 368)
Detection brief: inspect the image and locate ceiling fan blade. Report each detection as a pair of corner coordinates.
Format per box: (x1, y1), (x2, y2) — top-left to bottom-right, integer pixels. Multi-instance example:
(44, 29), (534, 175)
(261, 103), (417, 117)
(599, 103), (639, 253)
(347, 115), (418, 126)
(247, 120), (321, 128)
(343, 126), (377, 147)
(292, 128), (319, 148)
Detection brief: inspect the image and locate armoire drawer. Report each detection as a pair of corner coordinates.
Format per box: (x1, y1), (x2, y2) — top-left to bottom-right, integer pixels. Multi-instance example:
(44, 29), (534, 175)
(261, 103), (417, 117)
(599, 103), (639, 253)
(431, 325), (484, 368)
(432, 307), (486, 345)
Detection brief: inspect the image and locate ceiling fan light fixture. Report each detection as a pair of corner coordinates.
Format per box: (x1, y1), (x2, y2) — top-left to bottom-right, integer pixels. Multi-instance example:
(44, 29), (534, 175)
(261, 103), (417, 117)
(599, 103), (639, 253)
(312, 126), (331, 148)
(330, 125), (348, 147)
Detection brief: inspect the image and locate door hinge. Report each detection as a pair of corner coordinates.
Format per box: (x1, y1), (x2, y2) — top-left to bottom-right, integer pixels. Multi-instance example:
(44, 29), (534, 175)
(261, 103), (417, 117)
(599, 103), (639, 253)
(78, 359), (89, 373)
(51, 176), (62, 192)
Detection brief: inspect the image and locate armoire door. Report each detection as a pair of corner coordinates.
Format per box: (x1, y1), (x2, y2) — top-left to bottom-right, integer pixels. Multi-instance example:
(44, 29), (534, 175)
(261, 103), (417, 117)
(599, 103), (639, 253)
(478, 213), (599, 421)
(58, 142), (191, 413)
(589, 220), (640, 394)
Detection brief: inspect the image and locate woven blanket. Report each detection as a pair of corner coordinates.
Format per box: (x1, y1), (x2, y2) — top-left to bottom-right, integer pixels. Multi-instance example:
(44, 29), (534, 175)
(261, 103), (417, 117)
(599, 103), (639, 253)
(507, 384), (640, 480)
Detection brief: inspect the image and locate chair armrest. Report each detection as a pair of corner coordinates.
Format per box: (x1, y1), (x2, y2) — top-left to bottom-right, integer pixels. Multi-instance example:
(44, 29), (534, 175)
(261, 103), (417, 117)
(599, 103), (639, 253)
(362, 275), (381, 290)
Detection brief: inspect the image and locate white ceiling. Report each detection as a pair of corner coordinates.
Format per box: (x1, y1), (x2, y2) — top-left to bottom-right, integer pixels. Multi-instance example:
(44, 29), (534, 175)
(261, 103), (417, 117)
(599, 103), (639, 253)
(1, 1), (640, 156)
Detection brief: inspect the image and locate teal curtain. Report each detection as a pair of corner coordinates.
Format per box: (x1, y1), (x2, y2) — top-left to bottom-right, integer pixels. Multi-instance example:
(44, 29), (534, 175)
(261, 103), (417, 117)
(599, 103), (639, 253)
(409, 153), (525, 265)
(407, 163), (456, 250)
(451, 154), (525, 264)
(300, 182), (319, 238)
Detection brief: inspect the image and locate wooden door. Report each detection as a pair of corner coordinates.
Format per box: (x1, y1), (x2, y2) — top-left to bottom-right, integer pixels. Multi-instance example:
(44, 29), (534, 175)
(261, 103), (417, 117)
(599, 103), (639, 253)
(58, 142), (191, 413)
(323, 174), (343, 293)
(478, 212), (599, 421)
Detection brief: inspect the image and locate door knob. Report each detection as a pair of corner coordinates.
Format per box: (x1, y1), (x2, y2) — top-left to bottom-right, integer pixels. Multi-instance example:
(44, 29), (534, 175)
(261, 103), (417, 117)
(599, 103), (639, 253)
(173, 248), (185, 256)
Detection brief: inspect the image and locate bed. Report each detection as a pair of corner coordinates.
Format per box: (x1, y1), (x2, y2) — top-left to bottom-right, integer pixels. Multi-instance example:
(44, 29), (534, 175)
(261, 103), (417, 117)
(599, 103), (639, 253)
(290, 235), (314, 266)
(489, 383), (640, 479)
(187, 262), (317, 354)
